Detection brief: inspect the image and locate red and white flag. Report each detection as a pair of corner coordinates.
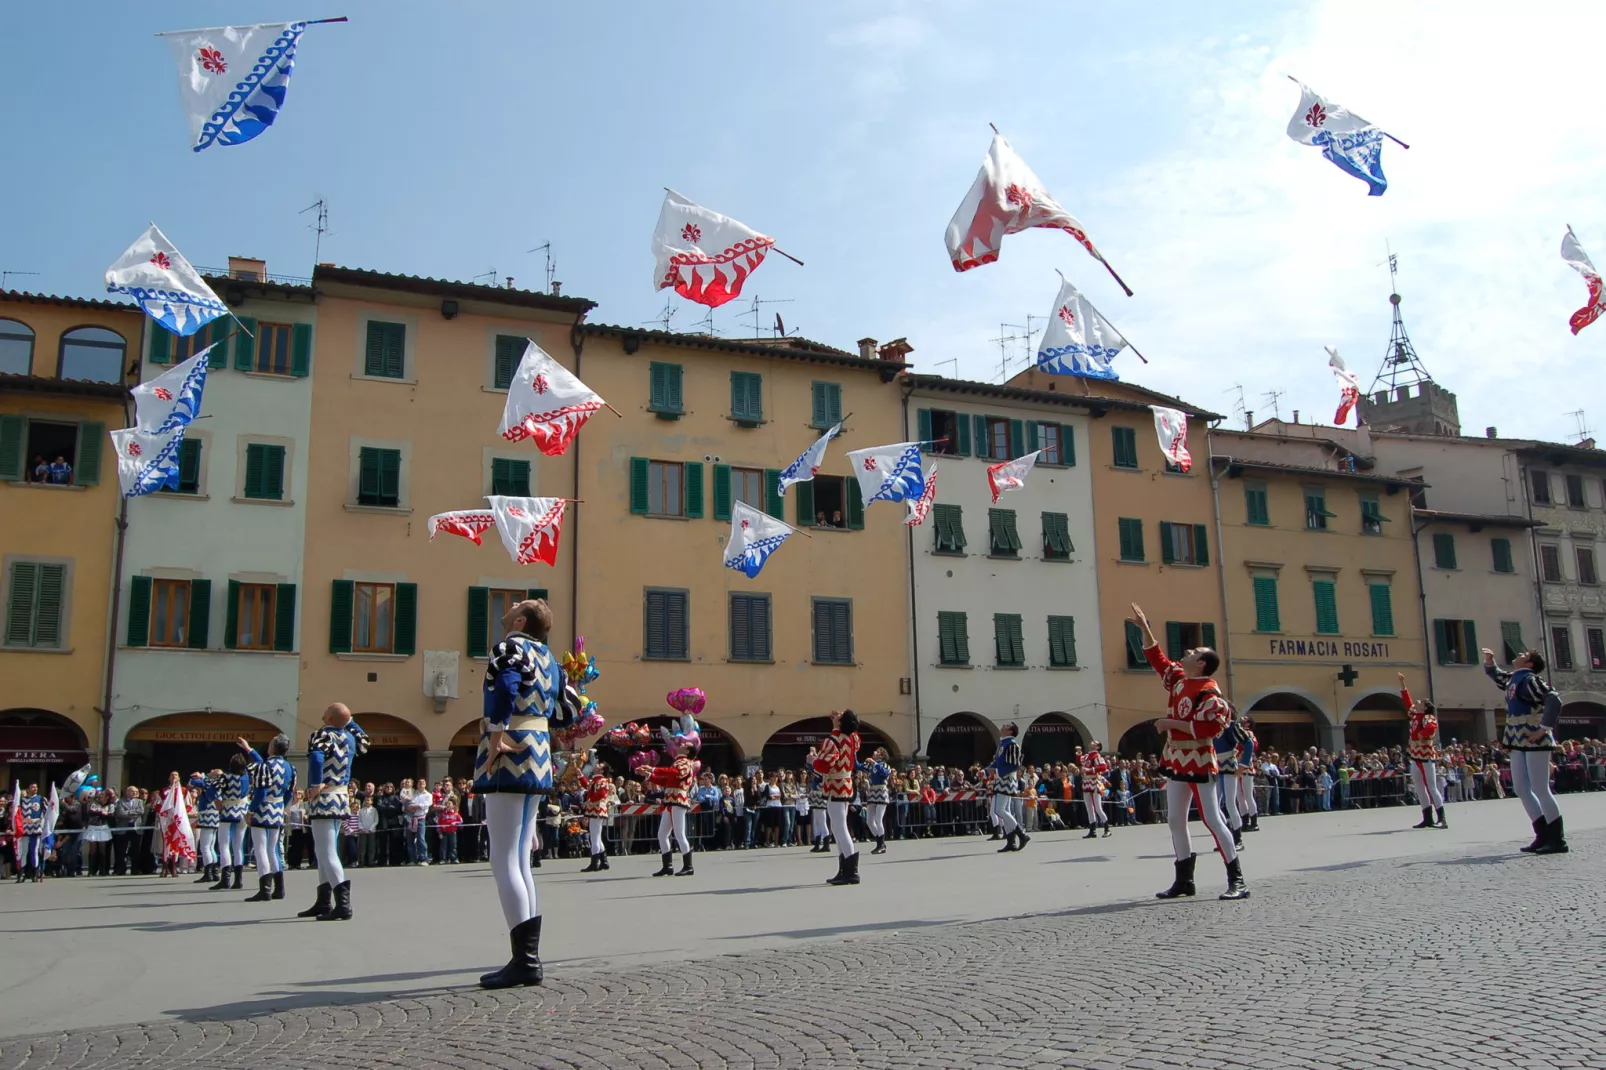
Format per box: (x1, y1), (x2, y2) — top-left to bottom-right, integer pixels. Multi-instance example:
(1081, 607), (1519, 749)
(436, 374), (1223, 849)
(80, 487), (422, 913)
(986, 451), (1042, 503)
(155, 783), (196, 861)
(489, 496), (568, 567)
(652, 190), (776, 308)
(1562, 227), (1605, 335)
(905, 463), (939, 526)
(1152, 407), (1191, 473)
(428, 510), (497, 545)
(498, 340), (606, 456)
(1327, 347), (1362, 424)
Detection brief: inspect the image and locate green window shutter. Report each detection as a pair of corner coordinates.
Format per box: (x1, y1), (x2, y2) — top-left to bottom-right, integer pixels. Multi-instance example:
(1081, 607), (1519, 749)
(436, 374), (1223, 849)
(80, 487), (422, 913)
(224, 579), (241, 649)
(666, 364), (683, 412)
(934, 504), (964, 553)
(712, 464), (732, 521)
(526, 587), (548, 602)
(177, 438), (201, 493)
(1370, 584), (1395, 636)
(629, 457), (649, 514)
(365, 322), (396, 377)
(846, 478), (864, 530)
(386, 323), (406, 378)
(937, 611), (955, 663)
(917, 408), (933, 450)
(812, 383), (841, 429)
(813, 384), (832, 430)
(467, 586), (490, 658)
(649, 363), (684, 413)
(1113, 426), (1137, 467)
(994, 614), (1024, 667)
(1491, 538), (1513, 573)
(683, 461), (704, 519)
(953, 613), (969, 664)
(1125, 620), (1145, 666)
(1048, 616), (1077, 667)
(233, 317), (257, 371)
(1253, 576), (1280, 632)
(1500, 620), (1524, 662)
(494, 335), (523, 390)
(149, 327), (172, 365)
(259, 444), (284, 499)
(509, 458), (531, 495)
(245, 443), (266, 499)
(1462, 620), (1477, 663)
(1246, 485), (1269, 526)
(1159, 521), (1176, 564)
(74, 422), (104, 486)
(973, 415), (990, 457)
(0, 415), (24, 481)
(1165, 621), (1184, 660)
(1043, 512), (1071, 557)
(273, 583), (296, 651)
(187, 578), (211, 649)
(328, 579), (354, 654)
(489, 457), (510, 496)
(1194, 524), (1209, 567)
(1001, 510), (1020, 551)
(393, 582), (418, 656)
(731, 371), (762, 422)
(764, 468), (784, 519)
(4, 562), (37, 645)
(1025, 421), (1040, 454)
(1118, 517), (1144, 561)
(31, 564), (64, 648)
(358, 447), (380, 502)
(1433, 619), (1450, 664)
(1433, 533), (1457, 569)
(1313, 580), (1339, 634)
(290, 323), (313, 377)
(955, 414), (972, 457)
(379, 449), (401, 504)
(1061, 425), (1075, 466)
(1008, 419), (1025, 459)
(127, 575), (152, 647)
(824, 383), (841, 425)
(1200, 622), (1217, 650)
(730, 594), (749, 661)
(795, 479), (814, 527)
(205, 322), (229, 368)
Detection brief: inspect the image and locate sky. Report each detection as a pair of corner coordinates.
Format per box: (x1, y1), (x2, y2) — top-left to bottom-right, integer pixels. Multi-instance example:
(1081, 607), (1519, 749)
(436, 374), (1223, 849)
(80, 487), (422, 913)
(2, 1), (1602, 442)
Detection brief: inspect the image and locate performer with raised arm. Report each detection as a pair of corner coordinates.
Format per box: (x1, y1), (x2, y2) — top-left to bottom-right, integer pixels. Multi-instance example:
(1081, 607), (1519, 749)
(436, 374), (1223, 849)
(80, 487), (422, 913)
(813, 709), (862, 886)
(189, 771), (221, 884)
(299, 703), (369, 921)
(862, 747), (893, 855)
(580, 756), (616, 873)
(1483, 647), (1566, 854)
(1080, 740), (1111, 840)
(210, 754), (250, 891)
(1129, 603), (1249, 902)
(240, 735), (296, 903)
(1398, 672), (1446, 830)
(991, 722), (1029, 852)
(640, 708), (701, 878)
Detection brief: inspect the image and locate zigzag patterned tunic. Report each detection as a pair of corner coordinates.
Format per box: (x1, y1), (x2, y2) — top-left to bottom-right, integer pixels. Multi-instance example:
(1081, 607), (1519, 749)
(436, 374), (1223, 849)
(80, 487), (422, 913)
(307, 721), (369, 819)
(217, 771), (249, 823)
(474, 632), (566, 795)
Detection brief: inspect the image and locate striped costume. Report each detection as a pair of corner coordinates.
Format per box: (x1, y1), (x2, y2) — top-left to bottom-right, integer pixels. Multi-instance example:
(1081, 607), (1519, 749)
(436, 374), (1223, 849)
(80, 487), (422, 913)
(194, 776), (221, 829)
(474, 632), (566, 795)
(1487, 665), (1564, 843)
(646, 757), (697, 809)
(218, 772), (249, 823)
(812, 731), (861, 800)
(19, 794), (44, 835)
(246, 752), (297, 828)
(863, 760), (892, 805)
(307, 721), (370, 819)
(581, 776), (616, 819)
(1407, 706), (1439, 762)
(1146, 645), (1228, 783)
(1489, 666), (1555, 752)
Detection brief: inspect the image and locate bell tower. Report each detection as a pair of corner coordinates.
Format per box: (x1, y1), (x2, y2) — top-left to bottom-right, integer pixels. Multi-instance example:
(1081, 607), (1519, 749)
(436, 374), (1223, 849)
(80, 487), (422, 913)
(1356, 255), (1460, 436)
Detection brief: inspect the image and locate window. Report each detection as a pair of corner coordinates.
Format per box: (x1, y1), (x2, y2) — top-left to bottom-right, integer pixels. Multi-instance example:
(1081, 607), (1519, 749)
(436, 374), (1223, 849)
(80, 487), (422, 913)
(1577, 546), (1599, 585)
(3, 561), (66, 648)
(1433, 619), (1478, 665)
(364, 321), (406, 379)
(1550, 626), (1574, 671)
(1253, 575), (1281, 632)
(1432, 533), (1458, 570)
(1031, 422), (1072, 466)
(1164, 621), (1216, 659)
(933, 503), (966, 554)
(328, 579), (415, 655)
(993, 613), (1025, 667)
(1587, 626), (1605, 671)
(1244, 481), (1270, 526)
(811, 598), (853, 664)
(728, 466), (765, 512)
(810, 382), (842, 430)
(126, 576), (208, 649)
(794, 474), (860, 529)
(629, 458), (703, 519)
(1540, 545), (1563, 583)
(1117, 517), (1144, 562)
(1491, 537), (1515, 573)
(493, 335), (524, 391)
(1565, 473), (1586, 508)
(1530, 469), (1551, 504)
(648, 362), (683, 416)
(490, 457), (531, 497)
(1111, 426), (1139, 468)
(151, 578), (192, 647)
(243, 443), (286, 501)
(730, 371), (763, 425)
(173, 439), (201, 495)
(1047, 615), (1077, 667)
(712, 465), (782, 521)
(353, 582), (395, 653)
(988, 508), (1022, 558)
(919, 408), (965, 456)
(1124, 620), (1145, 668)
(729, 593), (772, 662)
(2, 417), (103, 488)
(1041, 512), (1073, 560)
(1369, 583), (1395, 636)
(253, 323), (295, 375)
(1359, 495), (1388, 535)
(1500, 621), (1525, 664)
(982, 416), (1012, 461)
(649, 461), (683, 516)
(356, 447), (401, 507)
(936, 611), (970, 666)
(231, 583), (277, 651)
(155, 319), (226, 369)
(464, 586), (544, 658)
(644, 588), (689, 660)
(1312, 579), (1339, 634)
(0, 318), (34, 376)
(1159, 522), (1209, 566)
(1305, 489), (1336, 530)
(58, 326), (126, 383)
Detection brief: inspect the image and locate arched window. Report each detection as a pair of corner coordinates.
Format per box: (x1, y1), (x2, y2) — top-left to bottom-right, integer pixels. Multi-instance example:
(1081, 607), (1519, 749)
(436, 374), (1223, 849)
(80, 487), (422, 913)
(58, 326), (126, 384)
(0, 318), (34, 376)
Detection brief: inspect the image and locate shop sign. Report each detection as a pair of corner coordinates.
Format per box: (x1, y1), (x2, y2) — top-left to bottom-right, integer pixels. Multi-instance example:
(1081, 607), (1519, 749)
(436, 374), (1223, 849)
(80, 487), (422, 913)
(1264, 638), (1392, 659)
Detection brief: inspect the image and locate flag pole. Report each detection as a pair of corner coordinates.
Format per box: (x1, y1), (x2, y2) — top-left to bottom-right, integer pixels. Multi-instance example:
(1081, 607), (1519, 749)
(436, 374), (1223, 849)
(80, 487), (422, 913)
(1094, 255), (1135, 298)
(156, 16), (347, 36)
(603, 403), (624, 418)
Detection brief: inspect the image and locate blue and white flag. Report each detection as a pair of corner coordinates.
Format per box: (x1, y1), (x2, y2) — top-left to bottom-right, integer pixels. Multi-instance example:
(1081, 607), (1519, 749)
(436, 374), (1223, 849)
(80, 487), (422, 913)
(846, 441), (926, 506)
(777, 421), (842, 495)
(1287, 80), (1389, 196)
(1036, 277), (1128, 380)
(106, 225), (229, 337)
(131, 350), (211, 434)
(723, 501), (793, 578)
(109, 426), (187, 498)
(162, 21), (306, 152)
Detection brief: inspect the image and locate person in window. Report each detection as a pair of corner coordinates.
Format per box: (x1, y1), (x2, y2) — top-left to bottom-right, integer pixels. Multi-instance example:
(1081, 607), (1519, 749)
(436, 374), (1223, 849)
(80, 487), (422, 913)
(815, 512), (827, 528)
(830, 510), (844, 528)
(47, 454), (72, 485)
(29, 455), (46, 483)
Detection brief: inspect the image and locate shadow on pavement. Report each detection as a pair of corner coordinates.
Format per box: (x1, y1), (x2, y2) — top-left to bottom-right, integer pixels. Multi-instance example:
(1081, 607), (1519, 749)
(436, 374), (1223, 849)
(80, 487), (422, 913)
(609, 885), (813, 900)
(717, 917), (955, 940)
(1040, 855), (1113, 864)
(1399, 853), (1521, 868)
(165, 983), (474, 1023)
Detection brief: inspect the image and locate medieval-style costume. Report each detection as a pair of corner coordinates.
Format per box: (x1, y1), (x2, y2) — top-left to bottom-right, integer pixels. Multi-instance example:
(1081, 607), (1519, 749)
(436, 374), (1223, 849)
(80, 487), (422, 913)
(1486, 661), (1566, 854)
(211, 763), (250, 891)
(644, 740), (699, 877)
(15, 789), (45, 883)
(991, 724), (1028, 852)
(580, 765), (616, 873)
(1235, 725), (1260, 831)
(812, 712), (862, 886)
(861, 753), (893, 854)
(1080, 743), (1111, 839)
(299, 717), (369, 921)
(1401, 682), (1446, 830)
(190, 773), (221, 884)
(243, 743), (296, 903)
(1214, 715), (1247, 849)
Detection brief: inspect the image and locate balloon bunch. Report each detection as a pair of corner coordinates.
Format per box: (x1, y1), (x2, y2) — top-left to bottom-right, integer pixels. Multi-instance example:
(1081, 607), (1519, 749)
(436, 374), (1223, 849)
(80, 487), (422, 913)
(602, 722), (654, 751)
(553, 636), (606, 750)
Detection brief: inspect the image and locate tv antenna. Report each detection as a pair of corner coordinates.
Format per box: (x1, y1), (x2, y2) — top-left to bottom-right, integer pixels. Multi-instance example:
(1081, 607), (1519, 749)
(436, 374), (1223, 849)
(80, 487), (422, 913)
(737, 295), (794, 338)
(1225, 383), (1248, 426)
(687, 305), (721, 337)
(990, 321), (1031, 382)
(472, 267), (499, 286)
(1, 270), (40, 289)
(1565, 409), (1595, 444)
(300, 199), (331, 265)
(1260, 388), (1286, 422)
(643, 296), (676, 331)
(933, 358), (960, 377)
(526, 242), (556, 294)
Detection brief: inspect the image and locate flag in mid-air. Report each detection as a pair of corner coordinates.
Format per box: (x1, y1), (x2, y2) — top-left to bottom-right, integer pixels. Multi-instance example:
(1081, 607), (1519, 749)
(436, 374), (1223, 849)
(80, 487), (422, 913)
(427, 510), (498, 546)
(497, 339), (607, 456)
(723, 501), (794, 578)
(777, 422), (842, 495)
(987, 451), (1042, 503)
(131, 350), (211, 434)
(905, 463), (939, 526)
(1287, 80), (1389, 196)
(652, 191), (777, 308)
(1036, 277), (1130, 380)
(488, 496), (568, 567)
(1327, 347), (1362, 424)
(1562, 227), (1605, 335)
(110, 426), (187, 498)
(846, 442), (926, 506)
(106, 225), (229, 337)
(1152, 407), (1192, 473)
(163, 21), (306, 151)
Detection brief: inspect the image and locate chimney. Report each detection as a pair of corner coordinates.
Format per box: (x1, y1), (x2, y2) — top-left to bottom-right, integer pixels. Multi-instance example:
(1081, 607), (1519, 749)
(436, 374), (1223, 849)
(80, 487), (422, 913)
(227, 256), (266, 281)
(1292, 410), (1300, 424)
(550, 281), (562, 296)
(1486, 426), (1497, 438)
(1584, 437), (1598, 450)
(505, 277), (514, 289)
(877, 338), (914, 363)
(1244, 410), (1254, 429)
(857, 337), (878, 360)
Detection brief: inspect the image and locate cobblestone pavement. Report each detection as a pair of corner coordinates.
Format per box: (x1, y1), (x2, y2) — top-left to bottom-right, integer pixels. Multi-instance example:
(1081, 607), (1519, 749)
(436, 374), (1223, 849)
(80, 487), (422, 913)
(3, 806), (1604, 1069)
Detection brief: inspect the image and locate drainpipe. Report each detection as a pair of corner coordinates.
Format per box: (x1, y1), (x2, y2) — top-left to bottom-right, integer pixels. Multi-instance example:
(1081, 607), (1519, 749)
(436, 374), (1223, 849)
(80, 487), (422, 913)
(900, 382), (922, 760)
(1518, 458), (1552, 686)
(97, 324), (142, 780)
(567, 313), (587, 648)
(1408, 509), (1436, 706)
(1205, 425), (1236, 704)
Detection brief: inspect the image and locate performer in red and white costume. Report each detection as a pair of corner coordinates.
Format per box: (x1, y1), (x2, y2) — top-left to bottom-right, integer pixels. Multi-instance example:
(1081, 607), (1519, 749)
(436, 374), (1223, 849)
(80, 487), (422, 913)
(639, 719), (699, 877)
(1399, 672), (1446, 830)
(1130, 603), (1249, 902)
(812, 709), (862, 886)
(579, 758), (616, 872)
(1080, 742), (1111, 839)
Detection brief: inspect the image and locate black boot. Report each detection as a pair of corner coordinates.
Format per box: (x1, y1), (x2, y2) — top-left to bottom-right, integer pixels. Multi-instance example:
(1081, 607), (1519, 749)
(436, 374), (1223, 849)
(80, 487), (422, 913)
(1434, 808), (1447, 829)
(1083, 824), (1098, 840)
(243, 875), (273, 903)
(598, 853), (610, 871)
(210, 865), (232, 891)
(1155, 854), (1197, 899)
(1519, 817), (1546, 853)
(652, 851), (674, 876)
(318, 880), (352, 920)
(1101, 823), (1111, 838)
(478, 916), (543, 989)
(297, 883), (332, 918)
(1016, 829), (1031, 850)
(987, 829), (1002, 841)
(1413, 807), (1434, 829)
(581, 854), (600, 873)
(811, 837), (829, 853)
(825, 854), (848, 885)
(872, 836), (886, 855)
(676, 851), (694, 876)
(232, 865), (243, 890)
(1219, 857), (1250, 900)
(827, 853), (860, 886)
(997, 830), (1017, 853)
(271, 872), (285, 900)
(1232, 827), (1244, 851)
(847, 852), (861, 884)
(193, 863), (214, 884)
(1533, 817), (1569, 855)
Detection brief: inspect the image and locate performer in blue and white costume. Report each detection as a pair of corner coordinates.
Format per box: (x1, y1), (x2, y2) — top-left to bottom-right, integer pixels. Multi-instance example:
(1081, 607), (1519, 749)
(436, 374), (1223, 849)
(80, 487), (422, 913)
(15, 784), (45, 883)
(210, 754), (250, 891)
(240, 734), (296, 903)
(190, 771), (221, 884)
(862, 748), (893, 855)
(476, 598), (571, 989)
(1214, 708), (1247, 851)
(992, 723), (1029, 853)
(299, 703), (369, 922)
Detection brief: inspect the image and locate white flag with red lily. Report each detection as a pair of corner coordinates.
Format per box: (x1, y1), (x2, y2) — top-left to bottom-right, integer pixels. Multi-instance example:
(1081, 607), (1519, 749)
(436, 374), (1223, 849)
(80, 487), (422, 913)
(106, 224), (229, 337)
(1562, 227), (1605, 335)
(163, 21), (306, 151)
(110, 425), (187, 498)
(1286, 80), (1389, 196)
(1326, 347), (1362, 424)
(488, 496), (568, 567)
(846, 442), (926, 506)
(1152, 407), (1192, 473)
(777, 421), (842, 495)
(986, 451), (1042, 503)
(653, 190), (778, 308)
(131, 350), (211, 434)
(1036, 277), (1129, 380)
(497, 339), (606, 456)
(427, 510), (498, 546)
(43, 784), (60, 839)
(945, 134), (1115, 276)
(155, 782), (196, 861)
(723, 501), (794, 579)
(905, 463), (939, 526)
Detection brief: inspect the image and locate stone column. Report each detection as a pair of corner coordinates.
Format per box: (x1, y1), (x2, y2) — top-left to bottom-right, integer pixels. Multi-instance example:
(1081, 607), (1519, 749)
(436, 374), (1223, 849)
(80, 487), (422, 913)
(1318, 723), (1346, 754)
(102, 749), (126, 790)
(424, 749), (453, 787)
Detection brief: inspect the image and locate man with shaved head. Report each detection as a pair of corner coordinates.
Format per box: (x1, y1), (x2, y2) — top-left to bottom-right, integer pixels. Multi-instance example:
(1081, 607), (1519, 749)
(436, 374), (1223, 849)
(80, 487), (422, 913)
(298, 701), (369, 921)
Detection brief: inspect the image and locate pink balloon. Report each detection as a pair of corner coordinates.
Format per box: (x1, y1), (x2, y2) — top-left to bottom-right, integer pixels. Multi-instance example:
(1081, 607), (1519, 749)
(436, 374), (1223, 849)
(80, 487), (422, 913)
(666, 687), (706, 715)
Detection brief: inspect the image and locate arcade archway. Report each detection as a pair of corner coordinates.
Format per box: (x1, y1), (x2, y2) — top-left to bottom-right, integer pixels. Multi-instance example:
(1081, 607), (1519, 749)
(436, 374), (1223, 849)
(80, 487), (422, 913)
(1117, 721), (1162, 759)
(1558, 699), (1606, 742)
(1342, 691), (1408, 751)
(925, 713), (996, 770)
(1022, 713), (1088, 767)
(1, 709), (90, 792)
(351, 713), (426, 788)
(761, 717), (894, 773)
(1244, 692), (1330, 756)
(122, 712), (280, 789)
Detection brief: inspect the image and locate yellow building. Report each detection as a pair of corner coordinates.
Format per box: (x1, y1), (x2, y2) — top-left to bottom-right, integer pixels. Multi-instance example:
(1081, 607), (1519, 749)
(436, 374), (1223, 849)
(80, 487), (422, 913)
(0, 291), (142, 786)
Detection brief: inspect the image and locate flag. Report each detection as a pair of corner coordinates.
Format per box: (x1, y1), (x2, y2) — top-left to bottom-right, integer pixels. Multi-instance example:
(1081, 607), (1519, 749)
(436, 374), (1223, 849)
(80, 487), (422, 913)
(1152, 407), (1192, 473)
(1036, 277), (1129, 380)
(106, 225), (229, 337)
(723, 501), (793, 578)
(163, 21), (306, 151)
(945, 134), (1115, 275)
(497, 339), (607, 455)
(904, 463), (939, 526)
(652, 191), (776, 308)
(155, 782), (196, 862)
(777, 422), (842, 495)
(131, 350), (210, 433)
(427, 510), (497, 545)
(846, 442), (926, 506)
(1562, 227), (1605, 335)
(110, 426), (187, 498)
(488, 496), (568, 567)
(1287, 80), (1389, 196)
(987, 451), (1042, 503)
(1326, 346), (1362, 424)
(43, 784), (59, 839)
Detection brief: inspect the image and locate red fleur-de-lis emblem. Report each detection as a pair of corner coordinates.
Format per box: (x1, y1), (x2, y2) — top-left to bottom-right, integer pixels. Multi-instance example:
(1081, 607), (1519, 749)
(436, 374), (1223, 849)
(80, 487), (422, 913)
(862, 457), (878, 470)
(532, 374), (549, 395)
(740, 519), (750, 530)
(127, 442), (142, 457)
(1004, 184), (1033, 208)
(198, 46), (228, 75)
(681, 223), (702, 244)
(507, 507), (528, 519)
(1057, 304), (1075, 326)
(149, 251), (173, 271)
(153, 387), (173, 400)
(1305, 103), (1327, 128)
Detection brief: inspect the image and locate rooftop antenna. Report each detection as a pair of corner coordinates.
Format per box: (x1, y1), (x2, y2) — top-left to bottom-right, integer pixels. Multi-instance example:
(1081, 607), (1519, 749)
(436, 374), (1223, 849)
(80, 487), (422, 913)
(933, 358), (960, 377)
(1369, 249), (1434, 394)
(990, 321), (1029, 382)
(643, 296), (676, 331)
(1225, 383), (1248, 425)
(472, 267), (499, 286)
(526, 241), (556, 294)
(687, 306), (720, 337)
(300, 198), (330, 266)
(1565, 409), (1595, 444)
(1260, 388), (1285, 422)
(1, 270), (40, 289)
(737, 294), (794, 338)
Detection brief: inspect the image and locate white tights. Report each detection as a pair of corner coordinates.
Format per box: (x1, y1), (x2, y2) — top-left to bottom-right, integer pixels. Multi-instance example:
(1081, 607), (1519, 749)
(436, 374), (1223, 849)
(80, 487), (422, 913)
(826, 800), (858, 858)
(486, 794), (541, 930)
(218, 822), (246, 868)
(1236, 775), (1258, 817)
(588, 816), (606, 855)
(1509, 750), (1561, 822)
(196, 827), (217, 866)
(251, 826), (282, 875)
(810, 808), (827, 842)
(313, 819), (344, 887)
(1219, 777), (1242, 832)
(657, 806), (690, 854)
(866, 803), (887, 837)
(1411, 761), (1445, 809)
(991, 793), (1019, 834)
(1166, 777), (1236, 864)
(1084, 791), (1108, 826)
